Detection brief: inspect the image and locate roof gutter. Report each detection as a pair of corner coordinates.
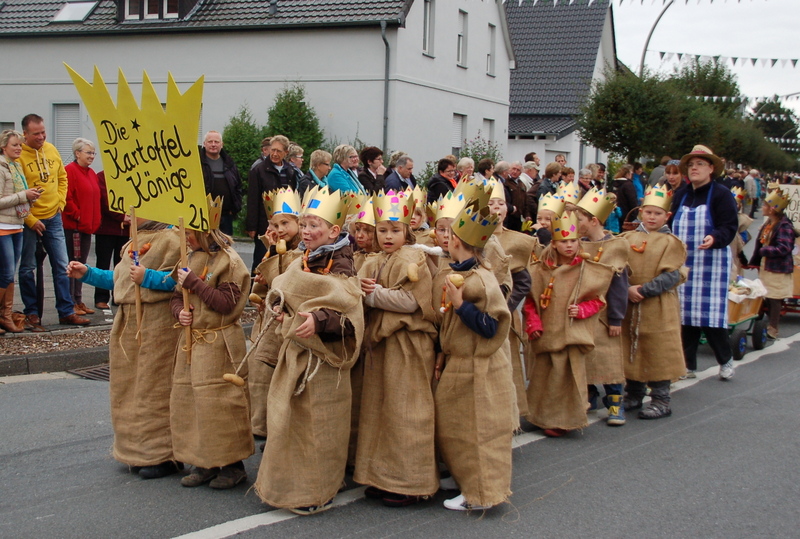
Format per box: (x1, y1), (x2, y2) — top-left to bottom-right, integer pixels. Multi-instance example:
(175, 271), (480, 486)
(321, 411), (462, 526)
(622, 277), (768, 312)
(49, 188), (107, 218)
(381, 20), (390, 152)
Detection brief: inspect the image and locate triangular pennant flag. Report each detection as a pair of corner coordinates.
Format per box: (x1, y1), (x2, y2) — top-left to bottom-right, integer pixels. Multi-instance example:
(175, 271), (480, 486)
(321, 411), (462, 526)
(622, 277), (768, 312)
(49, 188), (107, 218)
(677, 53), (683, 61)
(760, 58), (768, 67)
(665, 52), (674, 62)
(695, 55), (701, 63)
(771, 59), (779, 67)
(792, 59), (798, 68)
(781, 59), (788, 68)
(731, 57), (738, 66)
(751, 58), (758, 66)
(660, 51), (665, 61)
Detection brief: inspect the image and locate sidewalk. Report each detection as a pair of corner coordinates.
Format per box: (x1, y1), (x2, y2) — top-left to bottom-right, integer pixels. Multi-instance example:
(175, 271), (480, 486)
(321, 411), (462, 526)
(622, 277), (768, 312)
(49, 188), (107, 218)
(1, 235), (256, 375)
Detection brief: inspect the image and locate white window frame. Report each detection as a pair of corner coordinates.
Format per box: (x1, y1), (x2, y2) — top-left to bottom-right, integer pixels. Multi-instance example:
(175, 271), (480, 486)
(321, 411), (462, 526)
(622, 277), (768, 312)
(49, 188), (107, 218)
(452, 113), (466, 156)
(124, 0), (140, 20)
(482, 119), (495, 142)
(164, 0), (179, 19)
(486, 23), (496, 76)
(422, 0), (435, 57)
(457, 10), (468, 68)
(144, 0), (160, 19)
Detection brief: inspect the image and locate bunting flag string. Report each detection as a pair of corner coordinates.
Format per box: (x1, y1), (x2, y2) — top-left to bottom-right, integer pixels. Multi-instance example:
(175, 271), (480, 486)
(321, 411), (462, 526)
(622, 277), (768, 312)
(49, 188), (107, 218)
(750, 113), (797, 122)
(656, 50), (799, 70)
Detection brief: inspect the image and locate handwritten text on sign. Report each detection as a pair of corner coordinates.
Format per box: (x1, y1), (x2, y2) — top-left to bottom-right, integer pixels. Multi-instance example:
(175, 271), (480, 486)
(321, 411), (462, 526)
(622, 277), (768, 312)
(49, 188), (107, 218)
(65, 65), (209, 231)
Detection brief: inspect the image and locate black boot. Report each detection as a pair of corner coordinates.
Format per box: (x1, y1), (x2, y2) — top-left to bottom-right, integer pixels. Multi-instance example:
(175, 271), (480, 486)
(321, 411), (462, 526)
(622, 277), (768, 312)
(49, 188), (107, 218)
(139, 461), (184, 479)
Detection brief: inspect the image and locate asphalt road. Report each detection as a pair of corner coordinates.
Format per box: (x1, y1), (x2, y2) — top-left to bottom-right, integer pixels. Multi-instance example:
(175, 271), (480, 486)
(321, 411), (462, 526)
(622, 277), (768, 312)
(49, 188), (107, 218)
(1, 314), (799, 539)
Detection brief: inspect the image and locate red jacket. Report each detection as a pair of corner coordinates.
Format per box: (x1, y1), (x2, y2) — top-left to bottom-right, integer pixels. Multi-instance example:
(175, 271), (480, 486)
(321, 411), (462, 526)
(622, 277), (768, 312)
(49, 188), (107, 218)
(63, 162), (101, 234)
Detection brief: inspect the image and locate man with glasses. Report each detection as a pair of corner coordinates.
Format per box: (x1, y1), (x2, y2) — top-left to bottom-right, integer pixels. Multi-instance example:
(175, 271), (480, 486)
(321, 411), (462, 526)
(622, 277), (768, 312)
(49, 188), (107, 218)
(426, 158), (457, 204)
(384, 155), (415, 191)
(17, 113), (89, 329)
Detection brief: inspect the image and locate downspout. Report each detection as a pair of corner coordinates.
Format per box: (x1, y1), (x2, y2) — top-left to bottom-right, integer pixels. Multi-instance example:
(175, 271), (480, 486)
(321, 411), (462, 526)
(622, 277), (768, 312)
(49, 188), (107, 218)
(381, 20), (390, 151)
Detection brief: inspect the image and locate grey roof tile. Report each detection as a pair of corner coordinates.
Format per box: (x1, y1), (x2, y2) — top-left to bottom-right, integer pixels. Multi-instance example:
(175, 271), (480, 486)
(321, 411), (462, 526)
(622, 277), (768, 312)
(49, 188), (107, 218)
(508, 114), (577, 137)
(505, 0), (611, 117)
(0, 0), (410, 35)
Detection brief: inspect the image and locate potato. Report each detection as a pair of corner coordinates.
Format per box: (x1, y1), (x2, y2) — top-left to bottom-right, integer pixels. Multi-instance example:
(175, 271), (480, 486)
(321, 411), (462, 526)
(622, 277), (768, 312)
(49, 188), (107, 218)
(248, 293), (263, 305)
(276, 239), (287, 254)
(223, 373), (246, 387)
(407, 263), (420, 282)
(448, 274), (465, 288)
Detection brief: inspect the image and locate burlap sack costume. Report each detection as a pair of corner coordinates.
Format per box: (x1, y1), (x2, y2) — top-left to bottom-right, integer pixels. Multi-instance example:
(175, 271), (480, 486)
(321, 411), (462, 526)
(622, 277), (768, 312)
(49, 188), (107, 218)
(436, 266), (515, 508)
(579, 235), (629, 385)
(731, 213), (753, 277)
(495, 228), (539, 417)
(527, 252), (614, 430)
(485, 234), (513, 294)
(170, 246), (253, 469)
(255, 260), (364, 509)
(109, 227), (180, 467)
(414, 227), (436, 247)
(249, 245), (302, 437)
(620, 230), (688, 382)
(354, 247), (438, 495)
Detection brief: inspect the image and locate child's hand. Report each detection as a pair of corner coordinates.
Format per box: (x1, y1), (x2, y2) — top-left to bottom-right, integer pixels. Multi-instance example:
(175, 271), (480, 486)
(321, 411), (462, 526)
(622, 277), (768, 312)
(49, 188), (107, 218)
(178, 306), (193, 326)
(266, 229), (279, 246)
(628, 285), (644, 303)
(434, 352), (446, 381)
(295, 312), (316, 338)
(568, 304), (580, 318)
(608, 326), (621, 337)
(272, 304), (284, 323)
(528, 330), (542, 341)
(177, 267), (192, 287)
(130, 265), (145, 285)
(66, 261), (87, 279)
(253, 273), (265, 284)
(445, 279), (464, 310)
(360, 278), (377, 295)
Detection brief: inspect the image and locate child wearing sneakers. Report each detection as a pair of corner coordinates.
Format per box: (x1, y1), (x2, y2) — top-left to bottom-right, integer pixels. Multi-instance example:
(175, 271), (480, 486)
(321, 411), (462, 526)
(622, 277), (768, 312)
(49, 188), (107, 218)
(574, 188), (630, 427)
(620, 185), (688, 419)
(524, 211), (614, 437)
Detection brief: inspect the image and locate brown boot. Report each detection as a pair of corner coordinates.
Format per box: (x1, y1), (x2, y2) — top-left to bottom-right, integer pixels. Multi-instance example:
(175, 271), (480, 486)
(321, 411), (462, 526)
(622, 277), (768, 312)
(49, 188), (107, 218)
(0, 285), (23, 333)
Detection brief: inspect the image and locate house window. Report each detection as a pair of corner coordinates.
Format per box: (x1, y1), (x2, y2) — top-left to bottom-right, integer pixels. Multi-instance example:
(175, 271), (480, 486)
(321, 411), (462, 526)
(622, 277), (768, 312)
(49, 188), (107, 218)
(52, 2), (98, 22)
(452, 113), (466, 156)
(482, 119), (495, 141)
(53, 104), (81, 162)
(125, 0), (179, 20)
(486, 24), (496, 76)
(422, 0), (435, 56)
(0, 122), (15, 132)
(457, 10), (468, 68)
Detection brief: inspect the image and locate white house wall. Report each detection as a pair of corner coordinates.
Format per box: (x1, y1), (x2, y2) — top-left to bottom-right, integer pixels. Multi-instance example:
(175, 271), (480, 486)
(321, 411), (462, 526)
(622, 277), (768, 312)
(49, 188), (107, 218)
(0, 1), (511, 170)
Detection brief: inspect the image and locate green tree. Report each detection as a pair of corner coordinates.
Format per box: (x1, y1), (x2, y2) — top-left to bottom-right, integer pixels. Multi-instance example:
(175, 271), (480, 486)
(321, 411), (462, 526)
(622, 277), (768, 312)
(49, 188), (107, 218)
(222, 104), (263, 236)
(265, 83), (325, 167)
(459, 132), (503, 164)
(671, 60), (742, 119)
(578, 69), (677, 162)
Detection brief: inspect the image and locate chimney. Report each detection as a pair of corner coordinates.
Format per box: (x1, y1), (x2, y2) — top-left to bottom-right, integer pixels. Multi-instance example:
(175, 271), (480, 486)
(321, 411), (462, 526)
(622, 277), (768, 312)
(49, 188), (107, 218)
(269, 0), (277, 16)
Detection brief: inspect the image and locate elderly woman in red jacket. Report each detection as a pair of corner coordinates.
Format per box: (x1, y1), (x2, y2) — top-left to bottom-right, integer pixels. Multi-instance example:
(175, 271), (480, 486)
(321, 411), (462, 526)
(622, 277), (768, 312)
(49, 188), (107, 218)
(63, 138), (101, 316)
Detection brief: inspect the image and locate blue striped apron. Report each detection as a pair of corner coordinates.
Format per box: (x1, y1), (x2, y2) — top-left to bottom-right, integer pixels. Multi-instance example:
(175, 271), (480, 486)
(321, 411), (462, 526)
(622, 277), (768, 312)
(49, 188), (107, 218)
(674, 182), (731, 328)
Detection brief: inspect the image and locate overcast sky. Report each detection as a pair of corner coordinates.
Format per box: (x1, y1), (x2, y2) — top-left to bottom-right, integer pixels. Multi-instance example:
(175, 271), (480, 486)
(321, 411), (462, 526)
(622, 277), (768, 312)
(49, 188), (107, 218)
(611, 0), (800, 120)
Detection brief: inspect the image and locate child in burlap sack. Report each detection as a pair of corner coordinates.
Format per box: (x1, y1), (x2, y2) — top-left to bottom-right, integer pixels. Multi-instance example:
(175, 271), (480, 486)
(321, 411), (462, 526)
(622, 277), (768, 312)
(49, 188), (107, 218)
(172, 227), (253, 490)
(66, 220), (181, 480)
(435, 203), (515, 512)
(255, 187), (364, 516)
(355, 193), (439, 508)
(249, 188), (303, 439)
(620, 188), (688, 419)
(574, 189), (630, 427)
(523, 211), (614, 438)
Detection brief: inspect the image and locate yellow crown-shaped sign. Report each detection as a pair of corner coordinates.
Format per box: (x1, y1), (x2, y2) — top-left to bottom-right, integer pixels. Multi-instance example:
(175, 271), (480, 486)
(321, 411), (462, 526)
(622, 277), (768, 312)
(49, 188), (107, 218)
(576, 187), (616, 223)
(730, 186), (746, 202)
(263, 187), (301, 219)
(374, 189), (414, 225)
(765, 188), (790, 213)
(641, 183), (673, 212)
(66, 65), (208, 230)
(552, 210), (580, 241)
(301, 185), (349, 228)
(556, 181), (582, 205)
(538, 192), (566, 215)
(452, 204), (500, 248)
(207, 195), (223, 231)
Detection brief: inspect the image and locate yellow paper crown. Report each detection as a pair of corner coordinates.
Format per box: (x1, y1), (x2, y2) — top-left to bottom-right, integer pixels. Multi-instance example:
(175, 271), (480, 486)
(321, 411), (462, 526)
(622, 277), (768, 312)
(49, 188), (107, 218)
(263, 187), (301, 219)
(730, 186), (746, 202)
(552, 210), (580, 241)
(641, 184), (673, 212)
(373, 189), (414, 225)
(301, 185), (349, 228)
(765, 188), (790, 212)
(453, 177), (487, 201)
(538, 192), (566, 215)
(435, 182), (490, 222)
(451, 203), (500, 248)
(207, 194), (222, 231)
(485, 178), (506, 201)
(347, 194), (375, 226)
(556, 181), (582, 205)
(576, 187), (616, 223)
(411, 185), (427, 209)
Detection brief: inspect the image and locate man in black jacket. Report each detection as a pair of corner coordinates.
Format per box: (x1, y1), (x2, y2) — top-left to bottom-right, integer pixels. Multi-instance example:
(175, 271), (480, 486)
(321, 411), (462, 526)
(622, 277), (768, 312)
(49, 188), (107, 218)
(199, 131), (243, 236)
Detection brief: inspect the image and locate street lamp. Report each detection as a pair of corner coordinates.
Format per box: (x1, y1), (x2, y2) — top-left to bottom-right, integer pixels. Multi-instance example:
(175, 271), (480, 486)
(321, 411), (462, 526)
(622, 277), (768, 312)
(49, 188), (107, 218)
(639, 0), (675, 78)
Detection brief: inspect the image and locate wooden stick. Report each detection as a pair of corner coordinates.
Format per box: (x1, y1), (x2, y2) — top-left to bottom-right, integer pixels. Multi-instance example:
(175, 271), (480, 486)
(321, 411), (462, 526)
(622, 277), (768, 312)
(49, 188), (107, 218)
(129, 206), (143, 345)
(179, 217), (192, 364)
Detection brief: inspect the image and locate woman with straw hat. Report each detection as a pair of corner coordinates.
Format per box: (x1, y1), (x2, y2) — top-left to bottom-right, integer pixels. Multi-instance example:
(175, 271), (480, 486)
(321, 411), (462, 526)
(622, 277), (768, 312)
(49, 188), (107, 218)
(669, 145), (739, 381)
